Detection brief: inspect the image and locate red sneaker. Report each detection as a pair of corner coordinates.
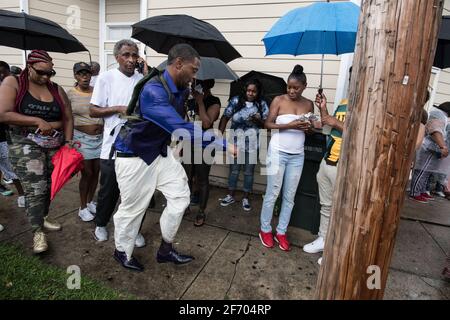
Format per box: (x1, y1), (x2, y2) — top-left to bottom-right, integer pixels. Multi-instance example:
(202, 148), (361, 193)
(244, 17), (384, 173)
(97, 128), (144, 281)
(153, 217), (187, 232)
(259, 231), (274, 248)
(421, 193), (435, 201)
(274, 233), (290, 251)
(410, 195), (429, 203)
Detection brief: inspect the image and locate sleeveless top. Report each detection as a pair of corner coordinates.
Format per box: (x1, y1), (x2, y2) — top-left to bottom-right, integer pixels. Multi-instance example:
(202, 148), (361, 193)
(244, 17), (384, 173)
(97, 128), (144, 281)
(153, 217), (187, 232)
(68, 87), (102, 126)
(269, 114), (306, 154)
(19, 90), (62, 122)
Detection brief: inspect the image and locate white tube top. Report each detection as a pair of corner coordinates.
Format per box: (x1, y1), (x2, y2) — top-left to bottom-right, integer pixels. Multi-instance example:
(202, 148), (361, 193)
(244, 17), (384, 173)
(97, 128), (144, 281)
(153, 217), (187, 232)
(269, 114), (306, 154)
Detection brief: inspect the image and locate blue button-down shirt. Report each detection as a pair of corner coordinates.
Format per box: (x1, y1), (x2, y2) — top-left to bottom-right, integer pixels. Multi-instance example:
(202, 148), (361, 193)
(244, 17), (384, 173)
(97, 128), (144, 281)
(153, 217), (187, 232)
(114, 70), (227, 165)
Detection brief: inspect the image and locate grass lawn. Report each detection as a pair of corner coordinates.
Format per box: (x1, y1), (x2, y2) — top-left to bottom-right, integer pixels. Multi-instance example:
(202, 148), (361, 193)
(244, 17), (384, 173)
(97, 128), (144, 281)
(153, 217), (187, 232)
(0, 242), (133, 300)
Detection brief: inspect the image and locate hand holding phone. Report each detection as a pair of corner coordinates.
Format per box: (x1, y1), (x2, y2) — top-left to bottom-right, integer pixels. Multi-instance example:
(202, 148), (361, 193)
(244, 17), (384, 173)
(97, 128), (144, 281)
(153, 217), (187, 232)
(135, 61), (145, 73)
(194, 84), (203, 94)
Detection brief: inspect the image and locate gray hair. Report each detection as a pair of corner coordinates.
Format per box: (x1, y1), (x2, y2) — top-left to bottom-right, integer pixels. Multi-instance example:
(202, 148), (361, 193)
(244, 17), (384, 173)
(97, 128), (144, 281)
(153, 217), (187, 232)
(167, 43), (200, 65)
(113, 39), (139, 57)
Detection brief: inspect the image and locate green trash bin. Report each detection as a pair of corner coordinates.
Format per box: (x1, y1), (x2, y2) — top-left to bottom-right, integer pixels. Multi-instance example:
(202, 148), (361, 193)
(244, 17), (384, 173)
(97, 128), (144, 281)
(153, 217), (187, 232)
(289, 132), (327, 234)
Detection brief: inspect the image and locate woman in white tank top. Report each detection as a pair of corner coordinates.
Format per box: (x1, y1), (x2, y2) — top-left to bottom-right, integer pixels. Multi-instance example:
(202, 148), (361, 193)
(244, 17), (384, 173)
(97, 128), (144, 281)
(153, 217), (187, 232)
(259, 65), (314, 252)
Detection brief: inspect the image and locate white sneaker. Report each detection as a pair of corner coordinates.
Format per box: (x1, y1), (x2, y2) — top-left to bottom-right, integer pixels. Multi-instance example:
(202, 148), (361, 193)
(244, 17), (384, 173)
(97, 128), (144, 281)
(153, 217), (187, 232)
(425, 191), (432, 197)
(86, 201), (97, 214)
(43, 217), (61, 231)
(242, 198), (251, 211)
(303, 236), (325, 253)
(135, 233), (146, 248)
(33, 231), (48, 254)
(78, 207), (95, 222)
(435, 191), (446, 198)
(17, 195), (25, 208)
(318, 257), (322, 265)
(94, 226), (108, 241)
(2, 178), (13, 185)
(0, 224), (4, 232)
(220, 194), (235, 207)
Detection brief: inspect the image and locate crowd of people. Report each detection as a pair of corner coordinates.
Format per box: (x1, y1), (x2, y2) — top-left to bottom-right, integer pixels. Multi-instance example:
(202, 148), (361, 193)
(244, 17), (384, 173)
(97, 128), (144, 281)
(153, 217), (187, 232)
(0, 38), (448, 274)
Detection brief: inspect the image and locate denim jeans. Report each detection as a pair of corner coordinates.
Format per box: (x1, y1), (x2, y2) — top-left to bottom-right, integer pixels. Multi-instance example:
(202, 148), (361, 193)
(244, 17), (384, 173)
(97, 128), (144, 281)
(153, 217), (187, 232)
(260, 149), (304, 235)
(228, 151), (256, 193)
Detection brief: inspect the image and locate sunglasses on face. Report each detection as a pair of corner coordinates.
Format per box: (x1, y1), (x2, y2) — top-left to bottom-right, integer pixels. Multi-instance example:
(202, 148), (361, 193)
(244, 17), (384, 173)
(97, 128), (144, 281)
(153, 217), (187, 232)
(30, 65), (56, 77)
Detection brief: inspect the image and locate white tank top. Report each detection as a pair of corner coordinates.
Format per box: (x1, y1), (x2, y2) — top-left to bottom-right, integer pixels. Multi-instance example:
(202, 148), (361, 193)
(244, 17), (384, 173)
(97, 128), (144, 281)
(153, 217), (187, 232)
(269, 114), (306, 154)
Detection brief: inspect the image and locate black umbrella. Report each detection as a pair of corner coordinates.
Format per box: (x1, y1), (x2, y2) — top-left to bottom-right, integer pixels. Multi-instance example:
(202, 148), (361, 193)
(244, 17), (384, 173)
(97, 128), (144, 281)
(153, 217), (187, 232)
(434, 16), (450, 69)
(0, 9), (88, 54)
(132, 14), (241, 63)
(229, 70), (287, 105)
(157, 56), (238, 80)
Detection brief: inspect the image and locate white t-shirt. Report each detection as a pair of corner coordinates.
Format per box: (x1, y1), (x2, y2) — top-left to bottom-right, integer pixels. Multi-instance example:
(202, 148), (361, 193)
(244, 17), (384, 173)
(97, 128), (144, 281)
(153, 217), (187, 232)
(90, 69), (143, 160)
(89, 75), (98, 87)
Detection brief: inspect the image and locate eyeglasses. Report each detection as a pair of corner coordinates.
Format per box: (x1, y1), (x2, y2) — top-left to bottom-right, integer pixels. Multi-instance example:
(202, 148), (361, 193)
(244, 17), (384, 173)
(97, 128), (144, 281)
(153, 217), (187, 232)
(30, 65), (56, 77)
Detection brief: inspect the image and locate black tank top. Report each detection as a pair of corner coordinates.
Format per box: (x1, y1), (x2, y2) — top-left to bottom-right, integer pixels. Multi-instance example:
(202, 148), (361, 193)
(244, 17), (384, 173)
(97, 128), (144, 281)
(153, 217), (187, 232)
(19, 90), (62, 122)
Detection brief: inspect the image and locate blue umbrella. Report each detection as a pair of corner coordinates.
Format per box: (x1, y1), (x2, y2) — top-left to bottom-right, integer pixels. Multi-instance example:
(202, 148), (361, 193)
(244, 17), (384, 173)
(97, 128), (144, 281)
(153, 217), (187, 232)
(262, 1), (360, 91)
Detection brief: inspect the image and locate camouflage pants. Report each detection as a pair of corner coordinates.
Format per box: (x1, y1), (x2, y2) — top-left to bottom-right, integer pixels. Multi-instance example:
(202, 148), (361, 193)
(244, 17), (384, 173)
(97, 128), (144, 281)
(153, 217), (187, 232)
(9, 132), (57, 232)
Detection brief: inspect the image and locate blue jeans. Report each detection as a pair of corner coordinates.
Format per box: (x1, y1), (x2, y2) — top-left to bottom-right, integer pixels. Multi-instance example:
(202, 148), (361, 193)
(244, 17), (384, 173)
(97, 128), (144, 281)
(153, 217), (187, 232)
(260, 149), (304, 235)
(228, 151), (256, 193)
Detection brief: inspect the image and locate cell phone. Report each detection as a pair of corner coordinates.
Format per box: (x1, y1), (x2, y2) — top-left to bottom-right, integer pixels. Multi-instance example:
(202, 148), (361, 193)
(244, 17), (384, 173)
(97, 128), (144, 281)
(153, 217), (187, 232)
(135, 61), (145, 73)
(194, 84), (203, 94)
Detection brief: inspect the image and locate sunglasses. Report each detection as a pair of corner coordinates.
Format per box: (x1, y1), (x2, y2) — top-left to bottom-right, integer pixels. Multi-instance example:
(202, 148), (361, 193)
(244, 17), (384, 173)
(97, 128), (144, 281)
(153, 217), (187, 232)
(30, 65), (56, 77)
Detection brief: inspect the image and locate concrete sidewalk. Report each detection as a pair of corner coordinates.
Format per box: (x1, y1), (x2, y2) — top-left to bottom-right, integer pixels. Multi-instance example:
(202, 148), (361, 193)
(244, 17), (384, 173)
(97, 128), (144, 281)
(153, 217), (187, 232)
(0, 177), (449, 300)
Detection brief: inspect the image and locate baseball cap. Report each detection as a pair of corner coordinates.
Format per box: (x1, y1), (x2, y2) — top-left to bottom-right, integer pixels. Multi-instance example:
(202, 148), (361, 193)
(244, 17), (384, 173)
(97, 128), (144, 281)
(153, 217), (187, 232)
(73, 62), (92, 74)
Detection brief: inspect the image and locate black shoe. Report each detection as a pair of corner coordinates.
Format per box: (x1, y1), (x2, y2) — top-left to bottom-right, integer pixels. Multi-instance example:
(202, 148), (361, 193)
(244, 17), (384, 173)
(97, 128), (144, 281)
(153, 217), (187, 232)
(113, 249), (144, 272)
(149, 196), (156, 209)
(156, 249), (194, 265)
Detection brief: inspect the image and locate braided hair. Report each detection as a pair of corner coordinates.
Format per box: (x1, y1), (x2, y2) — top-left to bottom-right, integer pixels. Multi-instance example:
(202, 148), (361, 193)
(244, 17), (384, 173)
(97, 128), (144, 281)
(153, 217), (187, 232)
(15, 50), (65, 117)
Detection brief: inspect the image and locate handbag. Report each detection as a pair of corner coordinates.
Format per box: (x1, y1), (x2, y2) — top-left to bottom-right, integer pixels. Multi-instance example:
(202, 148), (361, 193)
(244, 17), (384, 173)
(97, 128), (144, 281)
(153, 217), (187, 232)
(27, 129), (63, 149)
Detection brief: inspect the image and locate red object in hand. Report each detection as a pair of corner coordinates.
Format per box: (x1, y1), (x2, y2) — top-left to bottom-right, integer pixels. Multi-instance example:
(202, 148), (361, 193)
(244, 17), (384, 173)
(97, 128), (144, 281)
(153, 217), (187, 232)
(50, 145), (84, 200)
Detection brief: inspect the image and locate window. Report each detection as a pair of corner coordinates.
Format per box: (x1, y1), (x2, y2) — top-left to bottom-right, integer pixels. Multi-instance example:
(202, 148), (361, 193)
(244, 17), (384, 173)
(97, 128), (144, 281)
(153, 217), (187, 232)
(105, 53), (118, 71)
(106, 25), (132, 41)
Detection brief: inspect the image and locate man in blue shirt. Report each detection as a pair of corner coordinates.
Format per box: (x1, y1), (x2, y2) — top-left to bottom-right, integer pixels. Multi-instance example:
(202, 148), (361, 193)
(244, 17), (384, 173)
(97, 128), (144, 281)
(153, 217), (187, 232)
(112, 44), (236, 271)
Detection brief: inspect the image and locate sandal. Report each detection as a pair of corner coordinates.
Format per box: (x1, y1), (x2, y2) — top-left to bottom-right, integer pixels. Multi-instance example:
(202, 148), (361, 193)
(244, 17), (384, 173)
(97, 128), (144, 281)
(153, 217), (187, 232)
(194, 213), (206, 227)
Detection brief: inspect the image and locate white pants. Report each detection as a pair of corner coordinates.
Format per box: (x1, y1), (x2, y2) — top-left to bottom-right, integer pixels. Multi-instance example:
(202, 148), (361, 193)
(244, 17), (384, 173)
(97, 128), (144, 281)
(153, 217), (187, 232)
(317, 159), (338, 240)
(113, 148), (190, 260)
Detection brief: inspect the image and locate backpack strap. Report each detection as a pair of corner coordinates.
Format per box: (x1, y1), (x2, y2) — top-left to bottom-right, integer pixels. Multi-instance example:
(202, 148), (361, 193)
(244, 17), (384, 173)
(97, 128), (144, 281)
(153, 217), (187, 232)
(124, 69), (175, 121)
(158, 73), (175, 107)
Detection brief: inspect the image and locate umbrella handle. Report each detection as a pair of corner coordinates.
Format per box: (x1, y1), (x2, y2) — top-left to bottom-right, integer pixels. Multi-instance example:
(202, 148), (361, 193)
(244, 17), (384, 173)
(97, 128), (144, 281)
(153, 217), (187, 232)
(66, 141), (81, 149)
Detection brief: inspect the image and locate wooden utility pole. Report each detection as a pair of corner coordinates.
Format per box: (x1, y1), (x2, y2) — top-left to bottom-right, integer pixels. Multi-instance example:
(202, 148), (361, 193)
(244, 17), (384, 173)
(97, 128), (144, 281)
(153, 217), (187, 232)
(315, 0), (443, 299)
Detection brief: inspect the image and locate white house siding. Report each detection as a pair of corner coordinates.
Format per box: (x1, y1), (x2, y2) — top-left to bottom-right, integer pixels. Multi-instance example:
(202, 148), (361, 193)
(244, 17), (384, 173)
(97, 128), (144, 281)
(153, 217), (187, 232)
(435, 69), (450, 106)
(145, 0), (343, 192)
(105, 0), (139, 23)
(26, 0), (99, 89)
(0, 0), (23, 67)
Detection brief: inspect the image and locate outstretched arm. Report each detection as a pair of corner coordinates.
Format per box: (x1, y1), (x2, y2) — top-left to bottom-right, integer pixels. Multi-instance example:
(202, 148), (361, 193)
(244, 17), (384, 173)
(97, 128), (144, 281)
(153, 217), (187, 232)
(140, 85), (227, 151)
